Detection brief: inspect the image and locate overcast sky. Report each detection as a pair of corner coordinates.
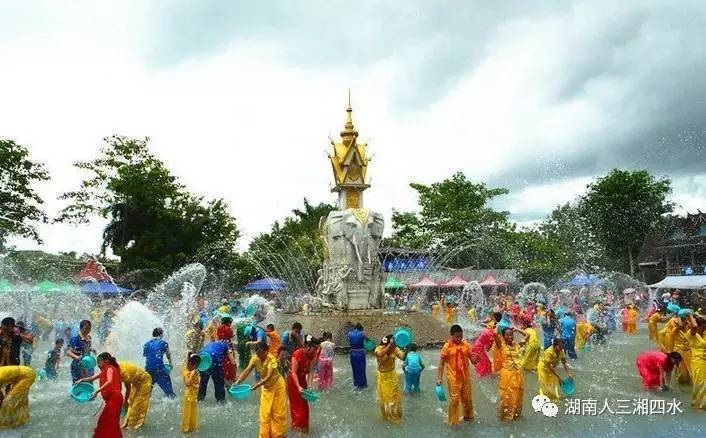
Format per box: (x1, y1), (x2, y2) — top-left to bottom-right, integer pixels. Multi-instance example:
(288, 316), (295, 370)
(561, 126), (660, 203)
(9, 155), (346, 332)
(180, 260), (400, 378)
(2, 0), (705, 255)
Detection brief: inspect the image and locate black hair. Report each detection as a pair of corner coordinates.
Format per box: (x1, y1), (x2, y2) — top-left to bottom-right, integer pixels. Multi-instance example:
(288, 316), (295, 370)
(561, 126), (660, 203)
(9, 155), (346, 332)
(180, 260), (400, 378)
(304, 335), (321, 348)
(501, 327), (513, 337)
(254, 341), (269, 353)
(266, 324), (275, 330)
(493, 312), (502, 322)
(277, 346), (287, 353)
(153, 327), (163, 337)
(450, 324), (463, 336)
(409, 343), (418, 352)
(97, 352), (120, 370)
(1, 317), (14, 326)
(193, 320), (203, 330)
(187, 353), (201, 367)
(79, 320), (91, 329)
(667, 352), (682, 363)
(355, 323), (363, 331)
(55, 338), (65, 346)
(292, 322), (303, 331)
(552, 338), (565, 348)
(322, 331), (332, 340)
(221, 317), (233, 325)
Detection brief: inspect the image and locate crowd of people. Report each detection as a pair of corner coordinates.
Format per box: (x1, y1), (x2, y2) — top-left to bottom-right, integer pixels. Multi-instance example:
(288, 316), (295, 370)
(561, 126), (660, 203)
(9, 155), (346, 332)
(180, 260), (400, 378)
(0, 288), (704, 436)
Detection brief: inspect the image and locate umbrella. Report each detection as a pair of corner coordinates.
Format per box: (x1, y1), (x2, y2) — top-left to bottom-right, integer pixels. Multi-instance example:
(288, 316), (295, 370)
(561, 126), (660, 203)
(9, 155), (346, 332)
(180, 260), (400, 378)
(36, 281), (60, 293)
(384, 277), (406, 289)
(409, 276), (438, 288)
(243, 277), (287, 292)
(0, 279), (13, 293)
(480, 275), (506, 287)
(80, 281), (133, 296)
(440, 275), (468, 288)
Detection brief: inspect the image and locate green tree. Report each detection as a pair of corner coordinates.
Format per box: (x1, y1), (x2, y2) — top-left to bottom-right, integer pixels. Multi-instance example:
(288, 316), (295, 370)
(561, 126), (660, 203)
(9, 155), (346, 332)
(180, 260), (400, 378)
(582, 169), (673, 276)
(57, 135), (240, 286)
(245, 199), (335, 291)
(539, 202), (612, 273)
(510, 229), (571, 285)
(389, 172), (514, 268)
(0, 140), (50, 251)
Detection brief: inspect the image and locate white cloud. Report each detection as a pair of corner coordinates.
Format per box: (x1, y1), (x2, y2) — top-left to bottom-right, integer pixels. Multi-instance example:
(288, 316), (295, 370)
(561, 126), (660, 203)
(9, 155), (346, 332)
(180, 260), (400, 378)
(2, 1), (705, 256)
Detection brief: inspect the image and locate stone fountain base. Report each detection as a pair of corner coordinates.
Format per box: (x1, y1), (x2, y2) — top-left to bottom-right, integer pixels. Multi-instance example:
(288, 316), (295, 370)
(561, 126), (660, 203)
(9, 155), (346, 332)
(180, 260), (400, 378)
(266, 310), (452, 349)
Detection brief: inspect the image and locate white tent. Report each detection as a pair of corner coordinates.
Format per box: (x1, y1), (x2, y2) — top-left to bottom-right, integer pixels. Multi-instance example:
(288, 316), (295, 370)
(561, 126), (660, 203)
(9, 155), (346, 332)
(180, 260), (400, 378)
(647, 275), (706, 290)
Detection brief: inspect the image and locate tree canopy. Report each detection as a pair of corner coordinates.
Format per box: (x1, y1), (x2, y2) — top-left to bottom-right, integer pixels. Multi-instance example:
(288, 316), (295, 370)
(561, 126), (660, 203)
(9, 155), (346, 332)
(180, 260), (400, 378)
(0, 140), (50, 251)
(581, 169), (673, 275)
(56, 135), (240, 286)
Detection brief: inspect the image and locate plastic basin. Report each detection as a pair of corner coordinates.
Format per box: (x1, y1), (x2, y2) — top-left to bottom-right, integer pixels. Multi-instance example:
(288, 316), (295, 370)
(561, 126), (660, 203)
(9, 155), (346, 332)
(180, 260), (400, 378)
(394, 328), (412, 349)
(561, 378), (575, 396)
(70, 382), (94, 403)
(80, 355), (96, 370)
(364, 339), (376, 351)
(667, 303), (681, 314)
(228, 384), (252, 400)
(678, 308), (693, 319)
(434, 384), (447, 402)
(198, 352), (213, 372)
(301, 389), (319, 403)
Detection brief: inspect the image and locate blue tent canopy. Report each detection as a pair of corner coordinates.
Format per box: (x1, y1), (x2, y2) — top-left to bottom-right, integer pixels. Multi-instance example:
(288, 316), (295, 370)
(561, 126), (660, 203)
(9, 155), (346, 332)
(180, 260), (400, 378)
(80, 281), (133, 296)
(243, 277), (287, 292)
(568, 274), (601, 286)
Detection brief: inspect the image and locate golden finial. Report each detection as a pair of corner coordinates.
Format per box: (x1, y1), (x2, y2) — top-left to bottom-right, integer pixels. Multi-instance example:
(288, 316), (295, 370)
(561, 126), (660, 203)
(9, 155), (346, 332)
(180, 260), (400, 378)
(342, 89), (357, 137)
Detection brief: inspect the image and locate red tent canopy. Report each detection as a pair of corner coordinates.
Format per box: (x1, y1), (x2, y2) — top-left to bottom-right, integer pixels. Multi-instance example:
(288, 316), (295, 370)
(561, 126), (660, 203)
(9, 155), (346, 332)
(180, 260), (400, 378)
(440, 275), (468, 288)
(74, 257), (113, 283)
(480, 274), (506, 287)
(409, 276), (438, 288)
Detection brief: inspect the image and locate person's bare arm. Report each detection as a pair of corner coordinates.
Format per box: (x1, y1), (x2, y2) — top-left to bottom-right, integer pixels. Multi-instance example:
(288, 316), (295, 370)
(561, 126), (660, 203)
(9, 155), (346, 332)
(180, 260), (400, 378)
(436, 356), (446, 385)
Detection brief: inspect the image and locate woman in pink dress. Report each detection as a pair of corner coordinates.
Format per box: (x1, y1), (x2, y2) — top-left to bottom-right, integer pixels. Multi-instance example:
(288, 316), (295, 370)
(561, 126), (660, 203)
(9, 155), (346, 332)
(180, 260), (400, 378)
(472, 328), (495, 377)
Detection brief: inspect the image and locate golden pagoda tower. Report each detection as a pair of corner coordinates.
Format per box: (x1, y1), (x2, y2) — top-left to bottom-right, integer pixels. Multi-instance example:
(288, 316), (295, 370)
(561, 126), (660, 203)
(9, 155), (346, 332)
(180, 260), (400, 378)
(329, 91), (370, 210)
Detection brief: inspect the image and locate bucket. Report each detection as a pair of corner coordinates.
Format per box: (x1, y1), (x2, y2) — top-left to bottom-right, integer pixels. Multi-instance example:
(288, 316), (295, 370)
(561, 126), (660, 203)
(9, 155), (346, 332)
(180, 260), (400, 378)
(228, 384), (252, 400)
(434, 384), (447, 402)
(70, 382), (95, 403)
(80, 355), (96, 370)
(301, 389), (319, 403)
(364, 339), (377, 351)
(198, 352), (213, 372)
(678, 308), (693, 319)
(560, 378), (575, 396)
(394, 328), (412, 349)
(667, 303), (681, 314)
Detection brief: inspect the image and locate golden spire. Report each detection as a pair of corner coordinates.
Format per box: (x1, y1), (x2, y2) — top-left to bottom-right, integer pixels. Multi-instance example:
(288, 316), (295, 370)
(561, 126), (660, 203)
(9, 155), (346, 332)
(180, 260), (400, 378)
(341, 88), (357, 139)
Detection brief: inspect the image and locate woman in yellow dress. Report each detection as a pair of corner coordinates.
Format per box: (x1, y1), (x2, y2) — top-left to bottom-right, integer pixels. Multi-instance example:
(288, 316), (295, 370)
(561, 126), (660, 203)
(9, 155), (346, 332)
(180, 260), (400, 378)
(575, 319), (595, 352)
(118, 361), (153, 431)
(182, 354), (201, 433)
(658, 315), (680, 353)
(625, 305), (638, 334)
(686, 315), (706, 410)
(537, 338), (573, 401)
(674, 318), (692, 385)
(648, 309), (664, 343)
(520, 318), (541, 371)
(235, 341), (289, 438)
(374, 335), (405, 423)
(0, 365), (36, 430)
(494, 327), (526, 421)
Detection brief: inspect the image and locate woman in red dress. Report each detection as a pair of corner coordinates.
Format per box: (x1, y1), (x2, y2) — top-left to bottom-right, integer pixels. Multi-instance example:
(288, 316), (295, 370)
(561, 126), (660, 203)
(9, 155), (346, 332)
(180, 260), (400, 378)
(217, 316), (236, 385)
(287, 335), (320, 436)
(77, 352), (124, 438)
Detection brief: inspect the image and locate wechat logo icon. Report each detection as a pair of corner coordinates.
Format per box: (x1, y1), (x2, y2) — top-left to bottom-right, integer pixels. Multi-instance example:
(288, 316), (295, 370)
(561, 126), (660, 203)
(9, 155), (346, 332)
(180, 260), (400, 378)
(532, 394), (558, 418)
